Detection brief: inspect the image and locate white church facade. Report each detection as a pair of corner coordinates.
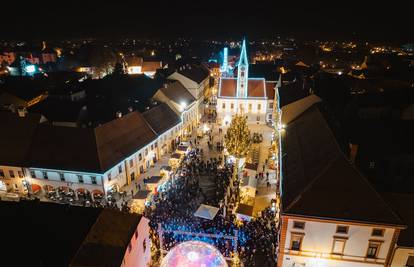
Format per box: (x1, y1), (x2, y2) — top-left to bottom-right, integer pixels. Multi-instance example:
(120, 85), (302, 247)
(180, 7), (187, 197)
(216, 40), (279, 125)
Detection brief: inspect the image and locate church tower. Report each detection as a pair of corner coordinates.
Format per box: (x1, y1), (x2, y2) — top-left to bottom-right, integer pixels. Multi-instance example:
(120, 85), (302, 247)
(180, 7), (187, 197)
(237, 39), (249, 98)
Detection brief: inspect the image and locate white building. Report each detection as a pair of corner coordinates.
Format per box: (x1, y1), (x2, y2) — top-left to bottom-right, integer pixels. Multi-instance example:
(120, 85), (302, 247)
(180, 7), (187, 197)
(278, 99), (406, 267)
(216, 39), (279, 125)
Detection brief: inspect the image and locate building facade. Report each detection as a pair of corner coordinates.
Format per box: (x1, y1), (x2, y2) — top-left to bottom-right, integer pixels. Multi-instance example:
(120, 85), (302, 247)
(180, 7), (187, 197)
(216, 40), (278, 125)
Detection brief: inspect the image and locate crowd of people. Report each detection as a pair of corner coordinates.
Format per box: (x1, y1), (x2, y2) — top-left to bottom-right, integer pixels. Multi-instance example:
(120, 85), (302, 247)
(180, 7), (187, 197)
(142, 125), (279, 266)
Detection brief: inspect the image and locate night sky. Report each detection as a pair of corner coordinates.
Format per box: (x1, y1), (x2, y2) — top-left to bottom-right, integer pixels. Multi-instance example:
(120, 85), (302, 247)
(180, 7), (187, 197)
(2, 0), (413, 41)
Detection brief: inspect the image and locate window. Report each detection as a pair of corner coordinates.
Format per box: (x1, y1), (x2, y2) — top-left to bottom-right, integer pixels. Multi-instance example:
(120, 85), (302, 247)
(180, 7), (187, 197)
(30, 170), (35, 178)
(293, 221), (305, 229)
(107, 173), (112, 181)
(290, 233), (304, 251)
(269, 101), (274, 109)
(59, 173), (65, 181)
(256, 115), (261, 121)
(155, 142), (158, 148)
(140, 166), (144, 174)
(372, 228), (385, 237)
(128, 242), (132, 253)
(222, 103), (225, 109)
(366, 241), (381, 258)
(248, 103), (252, 111)
(151, 144), (154, 150)
(118, 165), (123, 173)
(145, 148), (148, 156)
(139, 153), (142, 161)
(336, 225), (349, 234)
(258, 104), (261, 110)
(91, 176), (97, 184)
(239, 103), (243, 111)
(129, 159), (134, 168)
(18, 171), (23, 178)
(9, 170), (15, 178)
(0, 169), (4, 177)
(406, 256), (414, 267)
(369, 161), (376, 169)
(143, 240), (147, 253)
(43, 171), (48, 179)
(332, 237), (347, 255)
(231, 103), (234, 109)
(135, 230), (138, 239)
(78, 175), (84, 183)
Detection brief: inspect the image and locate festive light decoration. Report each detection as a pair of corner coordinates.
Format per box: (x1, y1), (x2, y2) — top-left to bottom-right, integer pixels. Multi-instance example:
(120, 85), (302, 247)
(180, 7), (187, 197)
(224, 114), (251, 160)
(160, 241), (228, 267)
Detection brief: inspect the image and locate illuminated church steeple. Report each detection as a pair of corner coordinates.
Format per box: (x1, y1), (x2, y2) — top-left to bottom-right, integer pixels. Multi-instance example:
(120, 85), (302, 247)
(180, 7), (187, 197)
(237, 39), (249, 98)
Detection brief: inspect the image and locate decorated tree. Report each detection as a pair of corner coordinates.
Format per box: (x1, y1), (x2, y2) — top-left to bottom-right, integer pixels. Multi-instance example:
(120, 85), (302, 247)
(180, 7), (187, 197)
(224, 114), (251, 182)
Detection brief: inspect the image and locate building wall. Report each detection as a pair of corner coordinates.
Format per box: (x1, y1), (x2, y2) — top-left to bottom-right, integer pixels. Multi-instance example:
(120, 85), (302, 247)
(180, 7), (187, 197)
(0, 165), (26, 193)
(28, 168), (105, 194)
(280, 217), (397, 267)
(389, 247), (414, 267)
(122, 217), (151, 267)
(216, 98), (268, 124)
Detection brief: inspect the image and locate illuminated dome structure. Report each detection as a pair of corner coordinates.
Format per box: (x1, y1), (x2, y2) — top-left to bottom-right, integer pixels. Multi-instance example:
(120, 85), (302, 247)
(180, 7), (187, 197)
(160, 241), (228, 267)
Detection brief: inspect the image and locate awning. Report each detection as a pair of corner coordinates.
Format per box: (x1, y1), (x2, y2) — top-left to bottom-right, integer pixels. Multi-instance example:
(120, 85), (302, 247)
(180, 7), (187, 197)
(31, 184), (41, 193)
(194, 204), (219, 220)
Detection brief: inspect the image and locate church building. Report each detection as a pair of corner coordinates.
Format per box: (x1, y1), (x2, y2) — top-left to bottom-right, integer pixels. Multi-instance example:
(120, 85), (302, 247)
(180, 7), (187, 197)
(216, 40), (279, 125)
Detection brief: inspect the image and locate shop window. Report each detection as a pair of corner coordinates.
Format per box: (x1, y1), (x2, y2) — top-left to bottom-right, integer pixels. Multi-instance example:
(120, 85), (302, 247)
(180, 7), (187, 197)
(290, 233), (304, 251)
(293, 221), (305, 229)
(366, 241), (381, 258)
(332, 237), (347, 255)
(372, 228), (385, 237)
(336, 225), (349, 234)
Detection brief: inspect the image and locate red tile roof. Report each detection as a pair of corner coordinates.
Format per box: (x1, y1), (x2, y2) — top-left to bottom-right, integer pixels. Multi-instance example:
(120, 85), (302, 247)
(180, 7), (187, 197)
(266, 82), (276, 100)
(219, 78), (237, 97)
(247, 79), (266, 97)
(219, 78), (266, 98)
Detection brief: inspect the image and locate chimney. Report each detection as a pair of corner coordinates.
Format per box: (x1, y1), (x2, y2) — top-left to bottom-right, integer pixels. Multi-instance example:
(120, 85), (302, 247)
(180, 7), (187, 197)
(116, 111), (122, 118)
(349, 143), (359, 164)
(17, 107), (27, 118)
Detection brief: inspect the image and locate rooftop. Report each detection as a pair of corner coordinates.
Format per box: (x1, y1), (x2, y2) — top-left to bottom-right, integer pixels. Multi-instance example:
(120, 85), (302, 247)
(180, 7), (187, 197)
(70, 209), (143, 267)
(281, 104), (404, 227)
